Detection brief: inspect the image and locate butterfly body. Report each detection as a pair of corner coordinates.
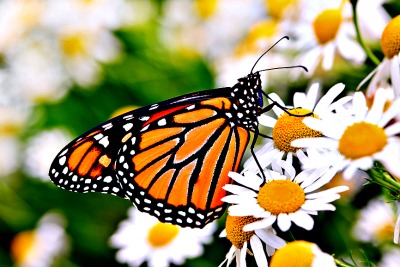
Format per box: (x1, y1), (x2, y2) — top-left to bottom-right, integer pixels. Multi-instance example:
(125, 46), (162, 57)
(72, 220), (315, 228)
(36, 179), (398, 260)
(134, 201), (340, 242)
(49, 72), (263, 228)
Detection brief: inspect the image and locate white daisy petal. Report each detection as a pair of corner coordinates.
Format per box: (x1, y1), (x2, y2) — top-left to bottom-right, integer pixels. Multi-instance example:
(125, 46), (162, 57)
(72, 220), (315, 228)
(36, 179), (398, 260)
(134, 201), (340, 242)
(292, 137), (338, 149)
(268, 93), (286, 117)
(302, 201), (337, 211)
(365, 88), (386, 124)
(229, 171), (262, 190)
(243, 216), (276, 232)
(228, 204), (264, 217)
(379, 99), (400, 127)
(254, 229), (286, 250)
(321, 43), (335, 70)
(240, 241), (247, 267)
(306, 186), (349, 199)
(250, 236), (268, 267)
(258, 114), (277, 128)
(289, 211), (314, 230)
(222, 184), (257, 197)
(384, 122), (400, 136)
(293, 92), (308, 109)
(314, 83), (345, 115)
(352, 92), (368, 120)
(277, 213), (291, 232)
(221, 194), (256, 204)
(391, 55), (400, 92)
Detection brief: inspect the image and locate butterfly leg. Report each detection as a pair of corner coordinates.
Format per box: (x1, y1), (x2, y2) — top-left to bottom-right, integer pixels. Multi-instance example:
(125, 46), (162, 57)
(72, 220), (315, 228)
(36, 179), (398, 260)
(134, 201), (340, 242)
(250, 127), (267, 182)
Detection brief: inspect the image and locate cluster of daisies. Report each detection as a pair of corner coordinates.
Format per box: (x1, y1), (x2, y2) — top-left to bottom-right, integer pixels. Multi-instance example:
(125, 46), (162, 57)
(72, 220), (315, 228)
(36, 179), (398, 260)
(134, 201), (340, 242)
(7, 0), (400, 267)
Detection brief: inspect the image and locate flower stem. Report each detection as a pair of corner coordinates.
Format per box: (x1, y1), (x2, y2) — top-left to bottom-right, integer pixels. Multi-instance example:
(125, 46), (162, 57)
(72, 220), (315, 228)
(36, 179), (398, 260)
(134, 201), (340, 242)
(367, 166), (400, 200)
(350, 0), (381, 66)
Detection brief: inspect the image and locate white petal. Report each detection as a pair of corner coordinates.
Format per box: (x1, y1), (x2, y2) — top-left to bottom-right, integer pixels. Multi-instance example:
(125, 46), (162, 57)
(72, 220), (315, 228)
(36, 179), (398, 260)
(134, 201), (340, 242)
(292, 137), (338, 149)
(337, 35), (366, 64)
(385, 122), (400, 136)
(314, 83), (345, 115)
(222, 184), (257, 197)
(365, 88), (386, 124)
(240, 241), (247, 267)
(321, 43), (335, 70)
(229, 172), (261, 190)
(258, 114), (277, 128)
(380, 99), (400, 128)
(250, 236), (268, 267)
(221, 195), (256, 204)
(277, 213), (291, 232)
(228, 204), (264, 216)
(306, 186), (349, 199)
(243, 216), (276, 231)
(303, 201), (337, 211)
(268, 93), (286, 117)
(255, 229), (286, 249)
(352, 92), (368, 120)
(289, 211), (314, 230)
(293, 92), (308, 109)
(391, 56), (400, 92)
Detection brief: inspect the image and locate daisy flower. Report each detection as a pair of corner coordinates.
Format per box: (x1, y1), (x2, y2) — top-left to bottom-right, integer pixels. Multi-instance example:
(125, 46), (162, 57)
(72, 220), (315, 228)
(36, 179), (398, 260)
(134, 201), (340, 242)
(243, 82), (351, 174)
(365, 15), (400, 97)
(10, 212), (69, 267)
(292, 87), (400, 179)
(269, 240), (336, 267)
(220, 213), (285, 267)
(352, 197), (396, 245)
(222, 165), (348, 233)
(109, 207), (216, 267)
(294, 1), (366, 75)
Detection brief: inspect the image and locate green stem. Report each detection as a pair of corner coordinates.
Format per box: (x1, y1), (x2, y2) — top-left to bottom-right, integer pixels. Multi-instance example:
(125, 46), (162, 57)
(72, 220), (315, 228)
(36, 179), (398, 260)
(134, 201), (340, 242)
(350, 0), (381, 66)
(334, 258), (357, 267)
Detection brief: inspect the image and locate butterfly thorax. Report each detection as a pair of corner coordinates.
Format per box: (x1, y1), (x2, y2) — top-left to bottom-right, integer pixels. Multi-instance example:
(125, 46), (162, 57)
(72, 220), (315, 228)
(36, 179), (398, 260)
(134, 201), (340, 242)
(229, 72), (262, 130)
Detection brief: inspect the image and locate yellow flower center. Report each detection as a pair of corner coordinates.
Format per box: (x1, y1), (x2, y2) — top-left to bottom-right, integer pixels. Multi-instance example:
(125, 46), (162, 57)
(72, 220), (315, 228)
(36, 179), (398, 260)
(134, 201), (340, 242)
(236, 20), (278, 55)
(272, 108), (322, 153)
(11, 231), (36, 263)
(265, 0), (297, 20)
(60, 33), (86, 57)
(257, 180), (305, 215)
(147, 222), (179, 248)
(270, 241), (314, 267)
(381, 14), (400, 59)
(376, 222), (394, 243)
(194, 0), (218, 19)
(226, 214), (260, 249)
(338, 122), (387, 160)
(313, 9), (342, 45)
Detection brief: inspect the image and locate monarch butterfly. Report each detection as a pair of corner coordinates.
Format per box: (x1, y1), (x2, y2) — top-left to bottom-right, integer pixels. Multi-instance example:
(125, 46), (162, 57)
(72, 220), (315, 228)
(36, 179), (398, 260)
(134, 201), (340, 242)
(49, 37), (305, 228)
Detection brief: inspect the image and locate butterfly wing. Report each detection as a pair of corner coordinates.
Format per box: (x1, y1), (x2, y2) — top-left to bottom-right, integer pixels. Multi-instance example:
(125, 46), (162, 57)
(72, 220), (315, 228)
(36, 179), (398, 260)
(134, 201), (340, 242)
(115, 93), (249, 228)
(49, 87), (250, 227)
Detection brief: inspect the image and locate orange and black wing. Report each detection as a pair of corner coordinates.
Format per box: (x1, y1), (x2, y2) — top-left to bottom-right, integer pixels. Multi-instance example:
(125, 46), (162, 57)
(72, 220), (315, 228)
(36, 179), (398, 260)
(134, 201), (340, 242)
(115, 96), (249, 228)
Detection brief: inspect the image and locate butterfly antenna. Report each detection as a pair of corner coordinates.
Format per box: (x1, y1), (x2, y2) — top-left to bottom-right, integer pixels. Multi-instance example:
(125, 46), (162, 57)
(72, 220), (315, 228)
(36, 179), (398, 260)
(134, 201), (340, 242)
(257, 65), (308, 73)
(250, 36), (289, 74)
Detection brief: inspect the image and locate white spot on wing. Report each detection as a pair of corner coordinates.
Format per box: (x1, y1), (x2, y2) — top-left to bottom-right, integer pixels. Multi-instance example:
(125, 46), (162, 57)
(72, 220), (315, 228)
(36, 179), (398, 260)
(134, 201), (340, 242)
(99, 136), (109, 147)
(123, 123), (133, 131)
(59, 156), (66, 166)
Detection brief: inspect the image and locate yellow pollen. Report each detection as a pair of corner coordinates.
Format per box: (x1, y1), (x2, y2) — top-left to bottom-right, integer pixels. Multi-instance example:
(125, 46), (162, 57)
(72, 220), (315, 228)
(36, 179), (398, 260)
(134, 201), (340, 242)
(376, 222), (394, 243)
(11, 231), (36, 263)
(257, 180), (305, 215)
(272, 108), (322, 153)
(60, 33), (86, 57)
(225, 214), (260, 249)
(265, 0), (297, 20)
(270, 240), (314, 267)
(194, 0), (218, 19)
(313, 9), (342, 45)
(338, 121), (387, 160)
(381, 15), (400, 59)
(147, 222), (179, 248)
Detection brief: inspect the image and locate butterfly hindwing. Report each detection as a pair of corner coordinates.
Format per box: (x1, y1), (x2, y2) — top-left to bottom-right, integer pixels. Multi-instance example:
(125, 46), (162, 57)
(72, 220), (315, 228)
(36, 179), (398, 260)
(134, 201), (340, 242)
(115, 96), (250, 227)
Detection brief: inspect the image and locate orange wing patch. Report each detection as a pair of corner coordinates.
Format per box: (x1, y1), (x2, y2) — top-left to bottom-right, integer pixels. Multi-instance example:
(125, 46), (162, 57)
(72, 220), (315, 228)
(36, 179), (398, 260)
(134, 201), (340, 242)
(148, 169), (175, 200)
(140, 127), (184, 150)
(68, 141), (93, 171)
(174, 118), (225, 163)
(134, 155), (171, 189)
(173, 108), (216, 124)
(191, 125), (231, 210)
(167, 160), (196, 207)
(133, 138), (178, 172)
(200, 97), (231, 110)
